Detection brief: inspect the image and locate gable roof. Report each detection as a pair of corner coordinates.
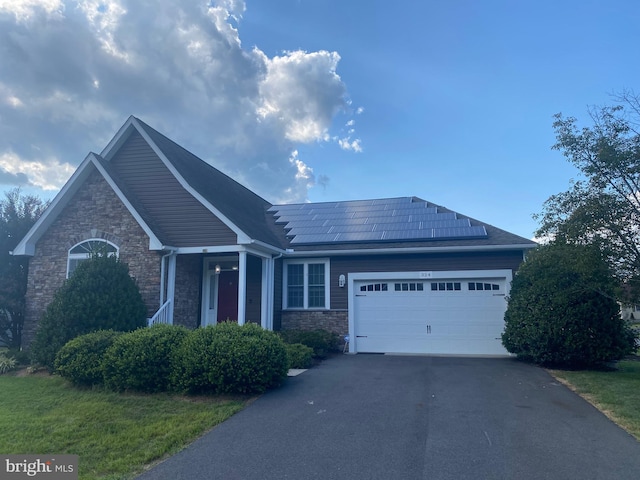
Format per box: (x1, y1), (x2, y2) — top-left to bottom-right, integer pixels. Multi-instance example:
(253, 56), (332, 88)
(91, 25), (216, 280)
(13, 116), (536, 257)
(130, 118), (283, 248)
(13, 116), (286, 255)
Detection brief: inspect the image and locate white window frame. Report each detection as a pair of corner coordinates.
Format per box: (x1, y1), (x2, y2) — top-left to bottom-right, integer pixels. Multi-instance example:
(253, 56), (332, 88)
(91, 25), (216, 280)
(283, 259), (330, 310)
(67, 239), (119, 278)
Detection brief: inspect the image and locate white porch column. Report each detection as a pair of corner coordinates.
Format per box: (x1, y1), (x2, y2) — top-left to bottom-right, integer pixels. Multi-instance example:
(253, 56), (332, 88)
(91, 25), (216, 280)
(261, 256), (274, 330)
(237, 251), (247, 325)
(166, 253), (177, 325)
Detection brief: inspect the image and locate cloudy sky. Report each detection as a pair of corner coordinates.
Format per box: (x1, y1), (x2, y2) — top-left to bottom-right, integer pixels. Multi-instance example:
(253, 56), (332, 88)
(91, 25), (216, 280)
(0, 0), (638, 239)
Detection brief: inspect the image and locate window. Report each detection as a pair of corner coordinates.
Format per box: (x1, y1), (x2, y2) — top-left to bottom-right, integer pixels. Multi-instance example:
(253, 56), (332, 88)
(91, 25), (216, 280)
(284, 260), (330, 309)
(394, 282), (424, 292)
(67, 239), (118, 278)
(431, 282), (461, 291)
(468, 282), (500, 291)
(286, 264), (304, 308)
(359, 283), (388, 292)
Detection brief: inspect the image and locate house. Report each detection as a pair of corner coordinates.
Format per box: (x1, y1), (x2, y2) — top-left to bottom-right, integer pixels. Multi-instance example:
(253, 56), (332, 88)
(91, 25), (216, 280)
(13, 116), (537, 356)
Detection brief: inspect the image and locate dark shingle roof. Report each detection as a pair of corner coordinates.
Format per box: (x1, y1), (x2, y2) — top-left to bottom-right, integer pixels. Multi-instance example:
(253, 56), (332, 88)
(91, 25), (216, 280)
(134, 117), (284, 248)
(129, 117), (535, 252)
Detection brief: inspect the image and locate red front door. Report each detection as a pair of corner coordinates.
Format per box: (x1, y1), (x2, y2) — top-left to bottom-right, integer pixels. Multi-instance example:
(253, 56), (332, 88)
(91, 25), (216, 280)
(217, 270), (239, 322)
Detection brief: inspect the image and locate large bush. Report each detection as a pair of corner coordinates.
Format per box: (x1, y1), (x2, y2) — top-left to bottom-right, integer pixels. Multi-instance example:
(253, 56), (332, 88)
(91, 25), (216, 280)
(31, 255), (147, 370)
(277, 329), (339, 359)
(502, 243), (636, 368)
(54, 330), (123, 386)
(102, 324), (189, 393)
(173, 323), (288, 395)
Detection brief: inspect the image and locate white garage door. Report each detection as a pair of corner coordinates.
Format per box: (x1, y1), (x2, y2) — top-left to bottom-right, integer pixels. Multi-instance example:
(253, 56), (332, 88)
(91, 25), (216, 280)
(351, 271), (510, 355)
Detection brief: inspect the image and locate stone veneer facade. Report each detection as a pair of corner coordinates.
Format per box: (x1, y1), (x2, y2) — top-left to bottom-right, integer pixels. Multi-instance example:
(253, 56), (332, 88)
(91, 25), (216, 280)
(280, 310), (348, 338)
(173, 255), (202, 329)
(23, 169), (164, 348)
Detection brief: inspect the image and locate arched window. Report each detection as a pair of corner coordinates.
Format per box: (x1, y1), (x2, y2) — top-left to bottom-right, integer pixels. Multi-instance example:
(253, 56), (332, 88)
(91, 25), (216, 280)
(67, 239), (119, 278)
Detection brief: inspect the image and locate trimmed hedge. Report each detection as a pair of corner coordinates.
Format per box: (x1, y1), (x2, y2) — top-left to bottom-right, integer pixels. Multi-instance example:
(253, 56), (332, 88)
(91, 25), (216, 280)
(277, 329), (339, 359)
(285, 343), (314, 369)
(172, 323), (288, 395)
(54, 330), (123, 387)
(102, 324), (189, 393)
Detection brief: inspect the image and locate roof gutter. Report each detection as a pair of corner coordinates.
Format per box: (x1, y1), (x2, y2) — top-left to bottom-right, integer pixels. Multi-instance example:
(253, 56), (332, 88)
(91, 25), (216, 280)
(246, 238), (288, 255)
(282, 243), (537, 257)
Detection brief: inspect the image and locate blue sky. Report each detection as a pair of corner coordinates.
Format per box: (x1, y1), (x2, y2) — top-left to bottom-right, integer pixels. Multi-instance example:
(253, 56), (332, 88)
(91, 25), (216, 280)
(0, 1), (638, 240)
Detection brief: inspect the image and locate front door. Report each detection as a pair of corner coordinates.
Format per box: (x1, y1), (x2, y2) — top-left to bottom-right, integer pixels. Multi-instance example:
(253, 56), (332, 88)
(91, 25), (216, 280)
(217, 270), (239, 322)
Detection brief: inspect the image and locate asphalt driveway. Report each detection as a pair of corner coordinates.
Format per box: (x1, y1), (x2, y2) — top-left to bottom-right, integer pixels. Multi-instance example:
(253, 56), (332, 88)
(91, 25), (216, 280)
(137, 355), (640, 480)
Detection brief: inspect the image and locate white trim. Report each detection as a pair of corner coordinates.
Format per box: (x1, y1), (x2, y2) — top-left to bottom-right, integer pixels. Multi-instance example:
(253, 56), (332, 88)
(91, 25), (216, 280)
(11, 152), (165, 256)
(90, 155), (164, 250)
(66, 238), (119, 278)
(248, 238), (288, 255)
(165, 253), (177, 325)
(12, 155), (95, 256)
(283, 258), (331, 310)
(170, 244), (279, 256)
(237, 251), (247, 325)
(283, 244), (536, 258)
(129, 117), (252, 244)
(261, 257), (271, 329)
(347, 269), (513, 354)
(201, 257), (221, 327)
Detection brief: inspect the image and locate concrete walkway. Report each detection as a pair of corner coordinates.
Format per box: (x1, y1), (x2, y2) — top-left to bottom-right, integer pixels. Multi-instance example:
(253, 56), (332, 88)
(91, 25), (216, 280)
(137, 355), (640, 480)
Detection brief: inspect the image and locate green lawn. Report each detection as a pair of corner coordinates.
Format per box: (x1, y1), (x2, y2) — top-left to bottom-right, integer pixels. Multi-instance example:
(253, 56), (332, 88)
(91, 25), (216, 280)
(550, 360), (640, 441)
(0, 373), (248, 480)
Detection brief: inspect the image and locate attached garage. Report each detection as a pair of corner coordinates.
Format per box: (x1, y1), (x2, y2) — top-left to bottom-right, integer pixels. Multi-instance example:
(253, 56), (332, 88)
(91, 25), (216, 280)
(348, 270), (512, 356)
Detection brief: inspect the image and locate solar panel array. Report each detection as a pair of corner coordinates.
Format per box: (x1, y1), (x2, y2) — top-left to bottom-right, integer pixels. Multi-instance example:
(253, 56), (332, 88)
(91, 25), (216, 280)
(268, 197), (488, 245)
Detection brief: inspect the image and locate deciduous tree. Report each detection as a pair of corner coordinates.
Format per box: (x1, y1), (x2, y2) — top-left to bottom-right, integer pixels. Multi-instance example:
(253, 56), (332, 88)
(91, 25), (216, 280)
(0, 189), (48, 349)
(536, 91), (640, 300)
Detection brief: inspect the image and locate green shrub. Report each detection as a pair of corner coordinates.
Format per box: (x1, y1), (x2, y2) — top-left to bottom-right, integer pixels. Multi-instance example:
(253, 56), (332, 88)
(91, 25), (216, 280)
(285, 343), (314, 369)
(6, 349), (30, 366)
(103, 324), (189, 393)
(502, 243), (637, 368)
(173, 323), (288, 395)
(277, 329), (339, 359)
(31, 255), (148, 370)
(54, 330), (123, 387)
(0, 352), (17, 374)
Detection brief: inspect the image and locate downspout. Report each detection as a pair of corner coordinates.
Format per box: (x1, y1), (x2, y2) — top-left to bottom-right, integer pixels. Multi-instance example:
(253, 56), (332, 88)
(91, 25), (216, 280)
(159, 247), (178, 306)
(268, 252), (284, 330)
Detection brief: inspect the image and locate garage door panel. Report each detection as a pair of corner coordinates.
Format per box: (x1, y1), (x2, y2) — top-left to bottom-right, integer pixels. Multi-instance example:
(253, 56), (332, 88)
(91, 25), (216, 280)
(353, 275), (509, 356)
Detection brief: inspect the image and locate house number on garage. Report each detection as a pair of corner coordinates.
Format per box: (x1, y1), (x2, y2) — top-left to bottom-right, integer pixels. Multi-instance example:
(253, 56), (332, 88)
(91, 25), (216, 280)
(419, 271), (433, 279)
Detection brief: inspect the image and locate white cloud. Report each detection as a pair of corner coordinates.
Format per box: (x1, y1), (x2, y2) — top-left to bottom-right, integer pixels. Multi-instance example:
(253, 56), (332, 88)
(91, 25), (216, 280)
(0, 152), (75, 190)
(0, 0), (64, 22)
(256, 49), (347, 143)
(338, 137), (362, 153)
(0, 0), (361, 203)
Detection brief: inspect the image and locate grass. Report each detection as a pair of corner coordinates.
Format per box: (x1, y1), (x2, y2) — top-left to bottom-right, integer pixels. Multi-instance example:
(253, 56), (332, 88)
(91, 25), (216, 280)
(0, 373), (248, 480)
(549, 360), (640, 441)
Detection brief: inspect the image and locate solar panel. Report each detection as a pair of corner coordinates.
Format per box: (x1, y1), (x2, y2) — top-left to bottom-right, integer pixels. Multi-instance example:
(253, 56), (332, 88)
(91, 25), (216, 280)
(421, 219), (471, 229)
(270, 197), (488, 244)
(383, 230), (434, 241)
(432, 226), (487, 238)
(285, 226), (333, 236)
(289, 233), (339, 244)
(336, 231), (385, 242)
